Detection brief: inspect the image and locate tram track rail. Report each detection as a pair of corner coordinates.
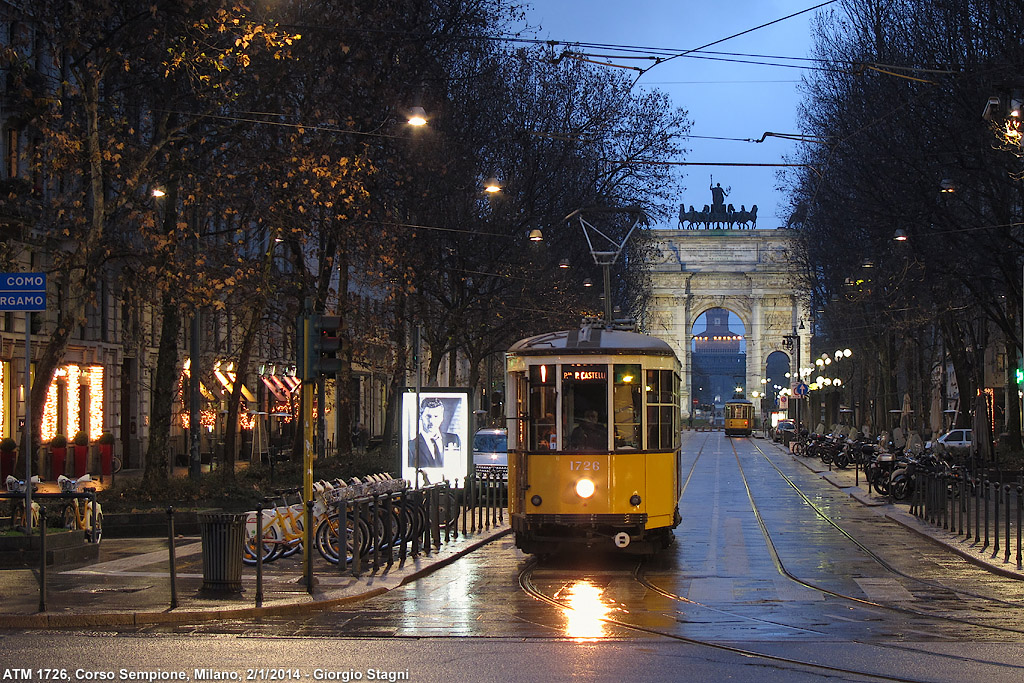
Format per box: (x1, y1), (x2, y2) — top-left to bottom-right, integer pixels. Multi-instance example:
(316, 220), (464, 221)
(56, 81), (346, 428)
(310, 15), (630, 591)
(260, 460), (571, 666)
(519, 559), (936, 683)
(516, 433), (943, 681)
(518, 431), (1024, 680)
(633, 437), (1024, 673)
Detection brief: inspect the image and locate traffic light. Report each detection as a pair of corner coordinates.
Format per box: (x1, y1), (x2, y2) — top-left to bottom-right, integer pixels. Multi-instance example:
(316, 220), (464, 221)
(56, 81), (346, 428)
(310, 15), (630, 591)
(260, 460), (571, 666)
(310, 314), (342, 378)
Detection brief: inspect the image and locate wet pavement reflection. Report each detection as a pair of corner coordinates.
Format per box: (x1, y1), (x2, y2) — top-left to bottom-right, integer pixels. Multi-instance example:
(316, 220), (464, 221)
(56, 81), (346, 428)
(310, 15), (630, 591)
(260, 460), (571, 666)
(133, 433), (1024, 646)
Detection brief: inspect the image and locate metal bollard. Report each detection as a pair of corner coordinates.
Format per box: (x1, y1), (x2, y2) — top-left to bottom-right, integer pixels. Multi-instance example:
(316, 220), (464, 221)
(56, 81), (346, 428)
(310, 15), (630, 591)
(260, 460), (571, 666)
(940, 474), (948, 529)
(255, 503), (263, 608)
(994, 481), (1001, 558)
(1017, 486), (1023, 569)
(485, 474), (492, 529)
(469, 476), (478, 534)
(427, 486), (437, 552)
(38, 505), (46, 613)
(460, 477), (468, 537)
(397, 492), (408, 566)
(983, 480), (990, 550)
(975, 477), (981, 543)
(442, 484), (451, 545)
(478, 475), (486, 530)
(950, 475), (958, 532)
(964, 476), (972, 540)
(167, 506), (178, 609)
(411, 490), (421, 557)
(1005, 484), (1012, 564)
(305, 500), (314, 594)
(422, 488), (431, 555)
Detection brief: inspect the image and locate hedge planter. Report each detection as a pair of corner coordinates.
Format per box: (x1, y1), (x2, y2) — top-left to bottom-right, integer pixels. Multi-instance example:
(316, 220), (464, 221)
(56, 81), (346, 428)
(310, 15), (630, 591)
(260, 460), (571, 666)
(50, 446), (67, 479)
(73, 444), (88, 478)
(98, 433), (114, 477)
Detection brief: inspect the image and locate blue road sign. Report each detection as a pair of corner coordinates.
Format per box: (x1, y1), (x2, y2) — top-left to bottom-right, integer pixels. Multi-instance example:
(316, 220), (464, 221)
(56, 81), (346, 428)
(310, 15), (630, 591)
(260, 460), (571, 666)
(793, 382), (810, 398)
(0, 272), (47, 311)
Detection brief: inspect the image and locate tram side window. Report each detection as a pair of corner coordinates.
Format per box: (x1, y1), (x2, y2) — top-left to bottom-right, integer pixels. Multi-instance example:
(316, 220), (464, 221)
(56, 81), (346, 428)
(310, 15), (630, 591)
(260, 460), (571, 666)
(513, 371), (529, 449)
(529, 364), (557, 450)
(613, 364), (641, 450)
(562, 364), (608, 451)
(646, 369), (678, 450)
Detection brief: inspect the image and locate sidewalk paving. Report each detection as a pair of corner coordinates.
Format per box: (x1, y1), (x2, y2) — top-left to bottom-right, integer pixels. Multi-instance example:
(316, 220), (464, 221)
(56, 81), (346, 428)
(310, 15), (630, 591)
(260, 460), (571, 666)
(781, 442), (1024, 581)
(0, 521), (510, 629)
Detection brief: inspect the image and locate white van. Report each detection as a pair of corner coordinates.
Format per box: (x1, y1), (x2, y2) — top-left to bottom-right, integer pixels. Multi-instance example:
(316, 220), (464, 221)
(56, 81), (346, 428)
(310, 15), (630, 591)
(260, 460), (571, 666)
(472, 428), (507, 476)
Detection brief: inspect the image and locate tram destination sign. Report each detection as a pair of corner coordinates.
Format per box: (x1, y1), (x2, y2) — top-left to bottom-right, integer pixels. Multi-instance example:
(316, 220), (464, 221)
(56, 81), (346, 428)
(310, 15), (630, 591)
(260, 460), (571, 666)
(0, 272), (47, 311)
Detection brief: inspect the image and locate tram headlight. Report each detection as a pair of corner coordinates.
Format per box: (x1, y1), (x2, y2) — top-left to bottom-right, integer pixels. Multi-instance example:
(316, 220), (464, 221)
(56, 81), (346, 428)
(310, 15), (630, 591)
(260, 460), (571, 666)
(531, 495), (542, 506)
(575, 479), (596, 499)
(629, 494), (641, 506)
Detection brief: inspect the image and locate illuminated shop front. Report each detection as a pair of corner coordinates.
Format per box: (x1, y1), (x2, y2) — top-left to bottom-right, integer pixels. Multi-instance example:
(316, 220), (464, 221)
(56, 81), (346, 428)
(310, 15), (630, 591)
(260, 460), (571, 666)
(38, 364), (105, 442)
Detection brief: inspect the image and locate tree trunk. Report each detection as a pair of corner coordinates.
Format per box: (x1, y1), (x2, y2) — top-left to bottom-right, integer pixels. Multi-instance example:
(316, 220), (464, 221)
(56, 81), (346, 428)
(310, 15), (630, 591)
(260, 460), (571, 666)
(336, 245), (352, 458)
(223, 306), (262, 476)
(143, 294), (181, 483)
(381, 292), (408, 456)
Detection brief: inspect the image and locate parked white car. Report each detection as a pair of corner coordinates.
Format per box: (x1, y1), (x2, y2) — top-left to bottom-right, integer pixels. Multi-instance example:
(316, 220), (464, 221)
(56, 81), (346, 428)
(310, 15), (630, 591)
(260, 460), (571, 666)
(928, 428), (972, 450)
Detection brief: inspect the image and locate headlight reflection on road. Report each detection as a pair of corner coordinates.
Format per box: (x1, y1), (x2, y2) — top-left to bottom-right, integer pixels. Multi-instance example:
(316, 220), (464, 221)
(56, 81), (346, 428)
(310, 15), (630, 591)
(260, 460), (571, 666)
(557, 579), (612, 641)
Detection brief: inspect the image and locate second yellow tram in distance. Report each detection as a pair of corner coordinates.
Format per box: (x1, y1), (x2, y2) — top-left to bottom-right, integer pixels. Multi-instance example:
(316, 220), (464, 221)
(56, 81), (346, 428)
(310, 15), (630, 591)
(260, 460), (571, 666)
(724, 398), (754, 436)
(506, 322), (682, 555)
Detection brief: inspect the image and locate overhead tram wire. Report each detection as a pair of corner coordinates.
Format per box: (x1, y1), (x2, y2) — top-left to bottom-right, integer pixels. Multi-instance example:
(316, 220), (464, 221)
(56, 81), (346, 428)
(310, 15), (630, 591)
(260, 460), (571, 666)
(629, 0), (839, 85)
(273, 16), (964, 84)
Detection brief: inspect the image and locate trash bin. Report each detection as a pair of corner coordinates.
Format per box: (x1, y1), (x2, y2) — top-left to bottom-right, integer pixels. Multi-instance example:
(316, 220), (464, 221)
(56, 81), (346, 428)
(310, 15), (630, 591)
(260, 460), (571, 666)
(198, 512), (245, 596)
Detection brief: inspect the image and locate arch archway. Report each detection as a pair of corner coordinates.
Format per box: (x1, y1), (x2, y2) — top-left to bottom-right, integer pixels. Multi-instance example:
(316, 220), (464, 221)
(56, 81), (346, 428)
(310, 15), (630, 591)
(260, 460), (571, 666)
(643, 229), (810, 418)
(689, 308), (746, 421)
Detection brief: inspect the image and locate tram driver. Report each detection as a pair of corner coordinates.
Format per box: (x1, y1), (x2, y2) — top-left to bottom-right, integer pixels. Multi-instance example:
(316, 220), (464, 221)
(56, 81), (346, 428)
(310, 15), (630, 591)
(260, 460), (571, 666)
(570, 410), (606, 451)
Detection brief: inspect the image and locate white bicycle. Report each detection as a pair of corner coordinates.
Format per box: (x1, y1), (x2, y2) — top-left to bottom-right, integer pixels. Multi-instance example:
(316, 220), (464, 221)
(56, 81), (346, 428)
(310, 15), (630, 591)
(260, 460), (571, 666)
(57, 473), (103, 542)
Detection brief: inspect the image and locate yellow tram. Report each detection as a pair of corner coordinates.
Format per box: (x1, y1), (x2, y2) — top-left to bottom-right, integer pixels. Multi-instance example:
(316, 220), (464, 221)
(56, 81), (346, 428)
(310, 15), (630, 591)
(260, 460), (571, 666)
(506, 322), (682, 554)
(723, 398), (754, 437)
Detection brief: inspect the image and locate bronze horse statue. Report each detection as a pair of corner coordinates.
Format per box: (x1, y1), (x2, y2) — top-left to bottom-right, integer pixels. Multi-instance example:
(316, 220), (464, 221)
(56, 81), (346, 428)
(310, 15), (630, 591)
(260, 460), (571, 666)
(678, 202), (757, 229)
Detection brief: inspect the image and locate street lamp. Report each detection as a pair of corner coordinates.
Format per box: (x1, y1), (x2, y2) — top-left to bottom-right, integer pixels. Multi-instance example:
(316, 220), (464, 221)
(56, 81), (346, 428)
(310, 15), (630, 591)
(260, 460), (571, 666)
(407, 106), (428, 126)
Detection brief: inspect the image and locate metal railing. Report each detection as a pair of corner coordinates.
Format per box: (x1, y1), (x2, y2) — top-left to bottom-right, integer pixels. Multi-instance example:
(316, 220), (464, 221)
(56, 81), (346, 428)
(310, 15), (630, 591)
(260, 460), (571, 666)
(182, 471), (507, 610)
(910, 472), (1023, 570)
(329, 473), (507, 578)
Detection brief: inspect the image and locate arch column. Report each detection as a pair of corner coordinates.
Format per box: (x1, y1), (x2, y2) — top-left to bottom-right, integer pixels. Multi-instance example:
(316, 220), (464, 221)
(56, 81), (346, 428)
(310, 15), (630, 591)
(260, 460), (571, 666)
(747, 296), (764, 405)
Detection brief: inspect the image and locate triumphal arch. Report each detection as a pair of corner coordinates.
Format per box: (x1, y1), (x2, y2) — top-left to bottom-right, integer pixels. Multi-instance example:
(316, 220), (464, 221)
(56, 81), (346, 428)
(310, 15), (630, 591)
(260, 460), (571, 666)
(643, 201), (810, 418)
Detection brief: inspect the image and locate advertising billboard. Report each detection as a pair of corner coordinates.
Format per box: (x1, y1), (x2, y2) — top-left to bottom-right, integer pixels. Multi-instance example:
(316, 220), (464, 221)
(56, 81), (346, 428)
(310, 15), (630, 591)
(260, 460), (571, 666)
(401, 389), (469, 486)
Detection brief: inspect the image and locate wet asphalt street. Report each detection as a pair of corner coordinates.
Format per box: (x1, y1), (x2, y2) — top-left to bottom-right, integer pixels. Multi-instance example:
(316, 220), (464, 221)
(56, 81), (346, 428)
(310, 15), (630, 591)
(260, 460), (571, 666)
(6, 432), (1024, 681)
(129, 432), (1024, 642)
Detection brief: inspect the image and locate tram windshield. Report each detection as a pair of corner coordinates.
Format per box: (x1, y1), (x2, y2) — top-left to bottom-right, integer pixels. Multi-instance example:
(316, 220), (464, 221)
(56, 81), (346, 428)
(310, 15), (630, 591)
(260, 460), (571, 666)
(562, 364), (608, 451)
(512, 357), (679, 452)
